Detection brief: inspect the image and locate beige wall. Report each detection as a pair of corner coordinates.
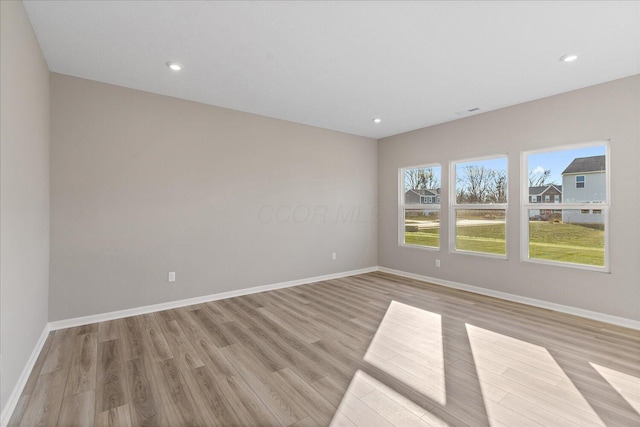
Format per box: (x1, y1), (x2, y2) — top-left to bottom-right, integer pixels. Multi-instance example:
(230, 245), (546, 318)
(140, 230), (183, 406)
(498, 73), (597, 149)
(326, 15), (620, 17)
(2, 6), (638, 415)
(0, 0), (51, 413)
(49, 73), (378, 321)
(378, 75), (640, 321)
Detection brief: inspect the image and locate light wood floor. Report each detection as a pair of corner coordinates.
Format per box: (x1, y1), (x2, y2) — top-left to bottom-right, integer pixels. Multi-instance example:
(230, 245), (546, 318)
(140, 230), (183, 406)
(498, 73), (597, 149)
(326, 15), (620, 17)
(9, 272), (640, 426)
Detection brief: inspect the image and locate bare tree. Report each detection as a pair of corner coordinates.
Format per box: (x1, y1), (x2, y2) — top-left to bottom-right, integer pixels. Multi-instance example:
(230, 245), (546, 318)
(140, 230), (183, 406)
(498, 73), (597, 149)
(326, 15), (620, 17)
(489, 170), (507, 203)
(457, 166), (507, 204)
(528, 169), (556, 187)
(405, 168), (440, 191)
(457, 165), (493, 203)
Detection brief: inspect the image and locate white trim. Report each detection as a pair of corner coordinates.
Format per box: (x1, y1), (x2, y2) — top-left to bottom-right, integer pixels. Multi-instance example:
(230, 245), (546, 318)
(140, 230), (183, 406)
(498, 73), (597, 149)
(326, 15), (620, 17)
(3, 264), (639, 426)
(452, 249), (508, 260)
(0, 326), (51, 427)
(403, 204), (442, 210)
(521, 141), (610, 272)
(399, 243), (441, 252)
(399, 163), (442, 250)
(378, 266), (640, 330)
(522, 255), (610, 273)
(449, 154), (509, 257)
(1, 266), (375, 425)
(48, 267), (377, 331)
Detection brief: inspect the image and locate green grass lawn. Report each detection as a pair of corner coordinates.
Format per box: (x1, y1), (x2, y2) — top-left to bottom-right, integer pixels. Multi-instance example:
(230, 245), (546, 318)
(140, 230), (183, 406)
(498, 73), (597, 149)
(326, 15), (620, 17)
(405, 230), (440, 248)
(529, 221), (604, 266)
(404, 221), (604, 266)
(456, 224), (506, 255)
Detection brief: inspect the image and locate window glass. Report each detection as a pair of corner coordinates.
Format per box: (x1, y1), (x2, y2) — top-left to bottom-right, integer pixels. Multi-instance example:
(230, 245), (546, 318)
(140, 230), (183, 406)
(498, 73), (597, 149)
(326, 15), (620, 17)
(455, 209), (506, 255)
(453, 156), (507, 256)
(404, 209), (440, 248)
(524, 144), (607, 269)
(455, 158), (507, 204)
(400, 165), (441, 249)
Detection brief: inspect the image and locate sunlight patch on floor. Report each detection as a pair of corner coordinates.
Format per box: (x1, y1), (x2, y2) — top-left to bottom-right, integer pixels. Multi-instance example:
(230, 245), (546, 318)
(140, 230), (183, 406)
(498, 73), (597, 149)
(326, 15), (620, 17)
(465, 324), (606, 427)
(364, 300), (446, 406)
(591, 362), (640, 414)
(330, 369), (443, 427)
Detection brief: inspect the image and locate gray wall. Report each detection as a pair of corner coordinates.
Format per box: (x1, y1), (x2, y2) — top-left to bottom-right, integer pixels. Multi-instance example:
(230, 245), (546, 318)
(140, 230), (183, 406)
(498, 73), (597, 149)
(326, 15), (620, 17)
(0, 0), (51, 412)
(378, 75), (640, 321)
(50, 74), (378, 321)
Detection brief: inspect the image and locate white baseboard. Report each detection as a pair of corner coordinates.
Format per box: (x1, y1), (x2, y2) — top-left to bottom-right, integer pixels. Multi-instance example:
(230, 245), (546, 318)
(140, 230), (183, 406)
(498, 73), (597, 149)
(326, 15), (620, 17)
(2, 266), (377, 425)
(0, 325), (51, 427)
(377, 266), (640, 330)
(48, 266), (378, 331)
(4, 264), (637, 426)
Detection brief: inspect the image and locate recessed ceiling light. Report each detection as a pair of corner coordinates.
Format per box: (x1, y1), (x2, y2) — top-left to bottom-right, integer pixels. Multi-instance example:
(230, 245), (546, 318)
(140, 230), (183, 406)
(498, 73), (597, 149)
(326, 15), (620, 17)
(166, 62), (182, 71)
(559, 54), (578, 63)
(373, 118), (382, 124)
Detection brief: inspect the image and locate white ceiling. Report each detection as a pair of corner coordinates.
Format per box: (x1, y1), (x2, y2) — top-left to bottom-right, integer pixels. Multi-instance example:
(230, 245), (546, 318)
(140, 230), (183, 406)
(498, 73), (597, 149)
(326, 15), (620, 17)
(23, 1), (640, 139)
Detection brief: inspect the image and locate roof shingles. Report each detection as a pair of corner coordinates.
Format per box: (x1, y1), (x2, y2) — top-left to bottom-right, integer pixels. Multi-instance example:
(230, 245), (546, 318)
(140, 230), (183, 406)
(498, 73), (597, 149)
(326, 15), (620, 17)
(562, 155), (605, 175)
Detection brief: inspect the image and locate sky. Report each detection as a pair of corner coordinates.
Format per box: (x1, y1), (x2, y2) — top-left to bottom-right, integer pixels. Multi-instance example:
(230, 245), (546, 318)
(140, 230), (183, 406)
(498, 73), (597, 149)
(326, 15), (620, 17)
(527, 145), (606, 185)
(404, 144), (606, 189)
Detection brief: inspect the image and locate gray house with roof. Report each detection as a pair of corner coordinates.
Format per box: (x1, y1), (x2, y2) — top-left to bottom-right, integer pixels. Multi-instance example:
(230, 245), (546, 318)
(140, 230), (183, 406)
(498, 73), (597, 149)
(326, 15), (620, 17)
(561, 155), (606, 224)
(529, 184), (562, 218)
(405, 188), (441, 205)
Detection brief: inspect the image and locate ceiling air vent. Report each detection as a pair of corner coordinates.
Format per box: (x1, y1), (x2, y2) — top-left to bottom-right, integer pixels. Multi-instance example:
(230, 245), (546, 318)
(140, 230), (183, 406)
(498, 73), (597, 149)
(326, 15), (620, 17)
(454, 107), (481, 117)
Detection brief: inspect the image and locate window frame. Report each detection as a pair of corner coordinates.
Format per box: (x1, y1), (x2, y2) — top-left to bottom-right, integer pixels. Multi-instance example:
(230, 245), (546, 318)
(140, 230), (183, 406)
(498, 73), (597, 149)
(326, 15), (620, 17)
(449, 154), (509, 259)
(398, 163), (442, 251)
(520, 140), (610, 272)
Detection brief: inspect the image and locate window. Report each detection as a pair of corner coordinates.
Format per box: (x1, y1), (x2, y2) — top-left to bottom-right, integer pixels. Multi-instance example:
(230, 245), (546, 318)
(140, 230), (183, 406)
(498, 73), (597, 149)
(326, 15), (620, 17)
(400, 165), (441, 249)
(531, 196), (537, 203)
(544, 195), (550, 202)
(523, 142), (608, 271)
(451, 156), (507, 256)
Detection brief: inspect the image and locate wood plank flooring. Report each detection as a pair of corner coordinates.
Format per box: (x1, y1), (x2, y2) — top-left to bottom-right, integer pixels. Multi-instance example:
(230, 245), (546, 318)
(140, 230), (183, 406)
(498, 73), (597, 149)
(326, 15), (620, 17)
(9, 272), (640, 426)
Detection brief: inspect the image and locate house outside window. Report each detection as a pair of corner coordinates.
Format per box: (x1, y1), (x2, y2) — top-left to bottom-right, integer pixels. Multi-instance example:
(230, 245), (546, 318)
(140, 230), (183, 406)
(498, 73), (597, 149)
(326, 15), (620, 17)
(528, 185), (562, 220)
(400, 165), (441, 250)
(523, 142), (608, 271)
(452, 156), (507, 257)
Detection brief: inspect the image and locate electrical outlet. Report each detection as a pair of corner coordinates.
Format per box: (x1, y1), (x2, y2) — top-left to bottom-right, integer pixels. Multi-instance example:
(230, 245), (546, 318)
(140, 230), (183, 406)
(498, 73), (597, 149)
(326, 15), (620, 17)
(332, 252), (337, 261)
(168, 272), (176, 282)
(435, 259), (440, 267)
